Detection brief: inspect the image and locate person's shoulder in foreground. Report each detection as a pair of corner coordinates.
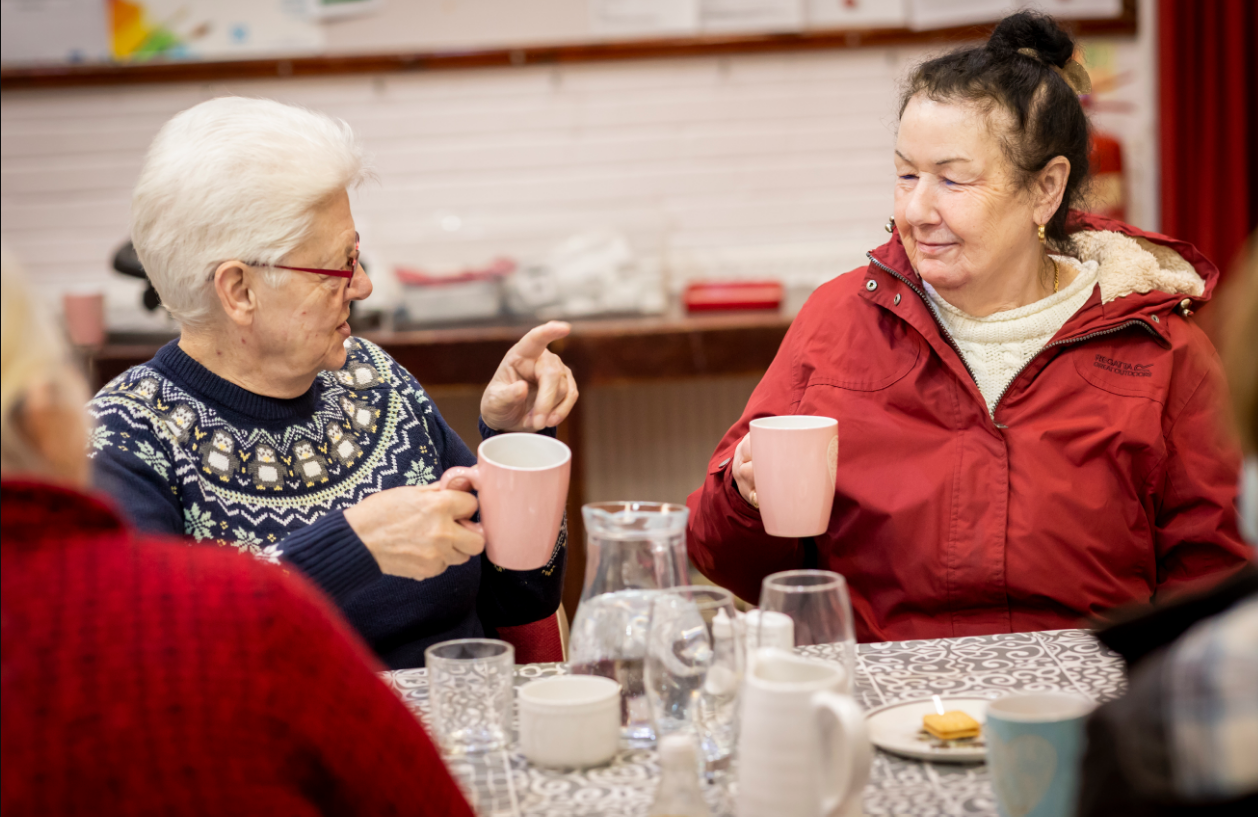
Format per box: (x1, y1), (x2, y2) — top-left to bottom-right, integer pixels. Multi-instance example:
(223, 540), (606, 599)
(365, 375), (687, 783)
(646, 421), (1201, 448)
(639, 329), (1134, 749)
(0, 478), (473, 817)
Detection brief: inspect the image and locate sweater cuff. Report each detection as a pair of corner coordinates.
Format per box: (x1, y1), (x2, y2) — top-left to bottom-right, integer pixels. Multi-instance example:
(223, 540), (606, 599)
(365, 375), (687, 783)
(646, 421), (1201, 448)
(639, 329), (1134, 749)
(280, 510), (382, 604)
(479, 416), (559, 440)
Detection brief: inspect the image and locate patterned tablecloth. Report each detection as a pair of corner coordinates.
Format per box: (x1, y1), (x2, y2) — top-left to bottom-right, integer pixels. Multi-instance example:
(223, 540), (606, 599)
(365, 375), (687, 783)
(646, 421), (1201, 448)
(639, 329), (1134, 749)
(382, 628), (1126, 817)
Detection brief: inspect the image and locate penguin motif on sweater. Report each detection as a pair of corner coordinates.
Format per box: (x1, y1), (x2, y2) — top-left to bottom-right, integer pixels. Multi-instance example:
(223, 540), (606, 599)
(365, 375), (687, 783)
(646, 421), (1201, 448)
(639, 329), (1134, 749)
(293, 440), (330, 486)
(248, 444), (285, 491)
(326, 424), (362, 468)
(199, 430), (239, 482)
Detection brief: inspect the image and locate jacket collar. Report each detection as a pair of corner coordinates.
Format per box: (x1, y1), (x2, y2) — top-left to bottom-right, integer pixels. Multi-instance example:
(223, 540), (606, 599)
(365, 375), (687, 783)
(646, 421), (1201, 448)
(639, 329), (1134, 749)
(1, 479), (127, 550)
(867, 210), (1220, 346)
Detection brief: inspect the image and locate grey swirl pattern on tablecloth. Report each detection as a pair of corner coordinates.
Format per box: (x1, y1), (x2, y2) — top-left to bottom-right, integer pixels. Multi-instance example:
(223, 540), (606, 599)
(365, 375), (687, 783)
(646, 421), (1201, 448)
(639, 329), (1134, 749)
(383, 628), (1124, 817)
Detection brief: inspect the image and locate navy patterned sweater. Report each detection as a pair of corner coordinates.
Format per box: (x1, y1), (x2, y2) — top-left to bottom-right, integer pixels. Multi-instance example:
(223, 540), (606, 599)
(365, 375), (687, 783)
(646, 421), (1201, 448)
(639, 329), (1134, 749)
(87, 339), (565, 668)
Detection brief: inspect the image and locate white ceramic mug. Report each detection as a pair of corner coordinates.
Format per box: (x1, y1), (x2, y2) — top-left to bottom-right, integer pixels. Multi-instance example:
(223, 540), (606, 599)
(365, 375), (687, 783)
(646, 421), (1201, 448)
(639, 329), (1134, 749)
(749, 415), (838, 537)
(518, 675), (621, 768)
(439, 433), (571, 570)
(737, 650), (870, 817)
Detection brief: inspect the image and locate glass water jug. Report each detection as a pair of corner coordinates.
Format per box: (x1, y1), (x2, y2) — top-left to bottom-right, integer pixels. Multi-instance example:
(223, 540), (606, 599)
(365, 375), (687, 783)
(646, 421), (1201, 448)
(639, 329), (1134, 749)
(568, 501), (690, 746)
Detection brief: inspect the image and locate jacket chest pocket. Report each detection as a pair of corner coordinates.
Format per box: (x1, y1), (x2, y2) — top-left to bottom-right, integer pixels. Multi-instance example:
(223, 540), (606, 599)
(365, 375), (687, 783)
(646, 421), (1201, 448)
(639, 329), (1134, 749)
(1073, 336), (1171, 401)
(800, 309), (924, 393)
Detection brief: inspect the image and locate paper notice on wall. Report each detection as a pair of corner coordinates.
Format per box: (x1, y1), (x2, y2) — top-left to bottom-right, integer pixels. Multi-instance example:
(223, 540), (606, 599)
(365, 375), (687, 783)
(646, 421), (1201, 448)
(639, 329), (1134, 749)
(1030, 0), (1123, 20)
(0, 0), (110, 65)
(906, 0), (1121, 31)
(701, 0), (804, 34)
(807, 0), (907, 29)
(590, 0), (699, 37)
(111, 0), (323, 62)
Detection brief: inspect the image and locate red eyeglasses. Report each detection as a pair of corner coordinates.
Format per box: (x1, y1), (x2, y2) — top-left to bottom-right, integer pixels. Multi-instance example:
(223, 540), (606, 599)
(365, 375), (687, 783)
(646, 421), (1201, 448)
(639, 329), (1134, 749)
(258, 233), (360, 279)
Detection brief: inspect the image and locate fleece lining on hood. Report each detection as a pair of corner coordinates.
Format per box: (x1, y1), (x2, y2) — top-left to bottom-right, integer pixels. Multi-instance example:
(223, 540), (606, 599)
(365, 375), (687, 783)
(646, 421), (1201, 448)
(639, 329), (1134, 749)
(1071, 229), (1206, 305)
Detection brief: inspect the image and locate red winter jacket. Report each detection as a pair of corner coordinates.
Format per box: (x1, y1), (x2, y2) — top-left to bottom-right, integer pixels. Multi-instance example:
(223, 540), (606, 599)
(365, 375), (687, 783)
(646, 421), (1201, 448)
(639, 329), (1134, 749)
(0, 479), (473, 817)
(687, 213), (1252, 642)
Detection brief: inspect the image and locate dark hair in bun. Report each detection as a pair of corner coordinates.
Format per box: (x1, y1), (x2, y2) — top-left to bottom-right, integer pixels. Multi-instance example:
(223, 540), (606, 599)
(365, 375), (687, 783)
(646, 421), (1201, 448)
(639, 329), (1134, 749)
(899, 11), (1090, 247)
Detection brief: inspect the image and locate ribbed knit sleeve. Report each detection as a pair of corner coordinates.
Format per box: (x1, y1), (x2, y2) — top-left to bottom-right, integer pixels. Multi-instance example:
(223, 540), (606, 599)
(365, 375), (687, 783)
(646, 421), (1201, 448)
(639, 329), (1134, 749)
(279, 511), (382, 604)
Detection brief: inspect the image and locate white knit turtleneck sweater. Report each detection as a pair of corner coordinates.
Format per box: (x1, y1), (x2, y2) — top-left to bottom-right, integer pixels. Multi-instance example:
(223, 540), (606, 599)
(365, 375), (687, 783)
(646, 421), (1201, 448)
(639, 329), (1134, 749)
(925, 255), (1100, 416)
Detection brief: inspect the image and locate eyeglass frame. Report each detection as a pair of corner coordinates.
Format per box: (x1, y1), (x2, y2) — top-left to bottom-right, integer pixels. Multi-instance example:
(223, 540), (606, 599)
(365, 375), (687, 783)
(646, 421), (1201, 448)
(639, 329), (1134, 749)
(241, 232), (361, 280)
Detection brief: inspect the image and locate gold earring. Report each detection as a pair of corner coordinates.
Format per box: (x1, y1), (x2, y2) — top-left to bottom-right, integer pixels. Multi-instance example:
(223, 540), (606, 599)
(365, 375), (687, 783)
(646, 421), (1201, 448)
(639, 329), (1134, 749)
(1037, 224), (1047, 244)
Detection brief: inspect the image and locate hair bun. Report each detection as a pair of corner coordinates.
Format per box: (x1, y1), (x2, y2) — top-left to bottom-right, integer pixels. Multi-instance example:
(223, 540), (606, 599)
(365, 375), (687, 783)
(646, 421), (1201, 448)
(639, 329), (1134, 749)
(986, 10), (1075, 68)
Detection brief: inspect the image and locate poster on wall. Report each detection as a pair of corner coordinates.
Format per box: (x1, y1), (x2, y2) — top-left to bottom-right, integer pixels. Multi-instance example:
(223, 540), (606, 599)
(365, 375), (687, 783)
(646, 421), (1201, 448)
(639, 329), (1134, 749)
(0, 0), (110, 64)
(590, 0), (699, 38)
(701, 0), (804, 34)
(807, 0), (907, 29)
(906, 0), (1122, 31)
(110, 0), (323, 62)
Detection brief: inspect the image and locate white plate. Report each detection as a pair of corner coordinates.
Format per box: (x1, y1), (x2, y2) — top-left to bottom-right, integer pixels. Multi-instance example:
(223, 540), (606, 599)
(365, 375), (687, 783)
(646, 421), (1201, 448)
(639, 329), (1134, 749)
(864, 696), (990, 763)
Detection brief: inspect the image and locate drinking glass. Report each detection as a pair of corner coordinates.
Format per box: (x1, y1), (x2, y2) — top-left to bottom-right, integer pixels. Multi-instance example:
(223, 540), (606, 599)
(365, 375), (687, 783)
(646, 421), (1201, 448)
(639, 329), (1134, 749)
(424, 638), (514, 754)
(644, 586), (744, 771)
(757, 570), (856, 693)
(568, 501), (689, 747)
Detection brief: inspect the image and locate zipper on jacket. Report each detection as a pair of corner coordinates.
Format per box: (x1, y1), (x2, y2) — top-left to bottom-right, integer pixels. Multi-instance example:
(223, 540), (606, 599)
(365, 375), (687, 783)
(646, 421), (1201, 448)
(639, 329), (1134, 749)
(866, 252), (1160, 428)
(867, 253), (982, 389)
(987, 319), (1160, 421)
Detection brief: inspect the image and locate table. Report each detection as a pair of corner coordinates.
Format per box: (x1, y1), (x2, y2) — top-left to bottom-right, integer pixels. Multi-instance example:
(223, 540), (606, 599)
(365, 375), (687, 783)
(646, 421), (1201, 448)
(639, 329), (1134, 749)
(382, 628), (1127, 816)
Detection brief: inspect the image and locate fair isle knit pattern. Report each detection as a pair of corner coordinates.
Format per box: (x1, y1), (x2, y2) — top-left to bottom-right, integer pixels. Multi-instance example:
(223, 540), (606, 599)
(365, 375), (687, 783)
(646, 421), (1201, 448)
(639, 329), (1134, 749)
(925, 255), (1101, 416)
(91, 339), (443, 553)
(86, 338), (565, 668)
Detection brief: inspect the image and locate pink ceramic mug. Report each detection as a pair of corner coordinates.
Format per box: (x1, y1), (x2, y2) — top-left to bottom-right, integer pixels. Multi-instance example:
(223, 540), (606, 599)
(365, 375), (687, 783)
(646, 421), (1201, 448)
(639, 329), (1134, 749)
(749, 415), (838, 538)
(439, 433), (571, 570)
(62, 292), (106, 347)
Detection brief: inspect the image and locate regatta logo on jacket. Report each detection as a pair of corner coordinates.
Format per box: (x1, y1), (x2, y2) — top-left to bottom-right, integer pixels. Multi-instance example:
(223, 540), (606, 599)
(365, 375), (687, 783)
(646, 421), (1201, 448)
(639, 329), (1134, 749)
(1093, 354), (1153, 378)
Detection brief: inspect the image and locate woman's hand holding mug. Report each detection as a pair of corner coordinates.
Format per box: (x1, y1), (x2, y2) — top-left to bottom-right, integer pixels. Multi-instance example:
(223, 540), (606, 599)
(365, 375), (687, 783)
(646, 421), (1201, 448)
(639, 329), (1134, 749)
(742, 416), (838, 538)
(731, 432), (758, 508)
(344, 484), (485, 581)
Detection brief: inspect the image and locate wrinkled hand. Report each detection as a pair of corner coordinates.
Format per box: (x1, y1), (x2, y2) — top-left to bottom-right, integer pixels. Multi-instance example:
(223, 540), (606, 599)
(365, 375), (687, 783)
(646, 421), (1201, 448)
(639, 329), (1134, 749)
(481, 321), (579, 432)
(731, 432), (758, 508)
(344, 484), (485, 581)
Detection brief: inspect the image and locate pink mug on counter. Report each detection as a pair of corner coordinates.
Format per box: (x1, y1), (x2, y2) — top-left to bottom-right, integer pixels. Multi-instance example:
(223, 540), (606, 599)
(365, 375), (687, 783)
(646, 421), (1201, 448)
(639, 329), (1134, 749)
(62, 292), (106, 347)
(439, 433), (571, 570)
(749, 415), (838, 538)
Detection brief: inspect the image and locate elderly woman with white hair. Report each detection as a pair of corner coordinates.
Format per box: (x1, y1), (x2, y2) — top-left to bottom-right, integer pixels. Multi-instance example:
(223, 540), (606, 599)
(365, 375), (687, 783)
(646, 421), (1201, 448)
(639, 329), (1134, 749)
(87, 97), (577, 668)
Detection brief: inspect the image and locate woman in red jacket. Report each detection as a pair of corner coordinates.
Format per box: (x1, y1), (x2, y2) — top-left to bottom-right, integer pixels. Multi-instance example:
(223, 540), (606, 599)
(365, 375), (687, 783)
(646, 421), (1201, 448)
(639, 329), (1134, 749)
(0, 250), (472, 815)
(687, 12), (1251, 643)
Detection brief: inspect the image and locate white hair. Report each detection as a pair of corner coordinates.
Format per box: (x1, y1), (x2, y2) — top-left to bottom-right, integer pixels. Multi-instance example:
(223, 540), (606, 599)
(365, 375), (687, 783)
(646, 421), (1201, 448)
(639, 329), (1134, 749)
(130, 97), (367, 327)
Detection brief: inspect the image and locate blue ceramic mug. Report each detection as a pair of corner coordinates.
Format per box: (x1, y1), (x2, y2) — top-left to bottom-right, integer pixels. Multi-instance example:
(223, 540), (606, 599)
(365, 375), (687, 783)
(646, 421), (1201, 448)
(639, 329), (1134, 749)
(985, 692), (1096, 817)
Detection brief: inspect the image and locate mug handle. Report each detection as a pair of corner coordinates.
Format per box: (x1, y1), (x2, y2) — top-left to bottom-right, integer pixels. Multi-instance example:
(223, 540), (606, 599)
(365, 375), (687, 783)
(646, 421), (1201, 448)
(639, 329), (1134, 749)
(436, 466), (485, 536)
(438, 465), (481, 493)
(811, 691), (872, 817)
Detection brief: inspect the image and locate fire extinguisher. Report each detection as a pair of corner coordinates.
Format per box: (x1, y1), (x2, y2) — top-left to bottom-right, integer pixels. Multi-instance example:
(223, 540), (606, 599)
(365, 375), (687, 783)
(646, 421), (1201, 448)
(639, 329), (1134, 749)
(1088, 130), (1126, 222)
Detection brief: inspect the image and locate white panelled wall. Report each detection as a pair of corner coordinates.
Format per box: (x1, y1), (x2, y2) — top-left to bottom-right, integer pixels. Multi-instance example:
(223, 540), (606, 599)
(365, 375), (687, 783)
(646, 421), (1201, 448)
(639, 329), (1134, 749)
(0, 14), (1157, 505)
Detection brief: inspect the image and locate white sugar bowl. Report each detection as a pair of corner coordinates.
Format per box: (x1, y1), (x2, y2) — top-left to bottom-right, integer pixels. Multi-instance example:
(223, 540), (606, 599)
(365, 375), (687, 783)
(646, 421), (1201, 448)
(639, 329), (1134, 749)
(518, 675), (621, 768)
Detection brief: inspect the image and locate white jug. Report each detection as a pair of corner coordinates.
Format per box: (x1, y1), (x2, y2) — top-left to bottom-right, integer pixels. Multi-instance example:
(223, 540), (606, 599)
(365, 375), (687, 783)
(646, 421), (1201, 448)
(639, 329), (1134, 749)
(736, 650), (871, 817)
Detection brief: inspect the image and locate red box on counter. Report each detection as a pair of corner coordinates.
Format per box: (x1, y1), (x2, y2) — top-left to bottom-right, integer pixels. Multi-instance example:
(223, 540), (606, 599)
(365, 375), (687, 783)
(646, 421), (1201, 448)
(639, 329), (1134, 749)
(683, 280), (783, 313)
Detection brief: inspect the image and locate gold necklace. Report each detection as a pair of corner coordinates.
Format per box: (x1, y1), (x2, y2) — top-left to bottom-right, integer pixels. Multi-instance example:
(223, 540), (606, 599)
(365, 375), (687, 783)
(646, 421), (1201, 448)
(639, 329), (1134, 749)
(1051, 256), (1060, 293)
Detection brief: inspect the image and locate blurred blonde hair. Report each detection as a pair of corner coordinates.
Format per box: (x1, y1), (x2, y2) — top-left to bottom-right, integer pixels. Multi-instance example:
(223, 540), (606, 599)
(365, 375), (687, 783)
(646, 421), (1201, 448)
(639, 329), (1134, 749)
(0, 246), (85, 476)
(1222, 232), (1258, 454)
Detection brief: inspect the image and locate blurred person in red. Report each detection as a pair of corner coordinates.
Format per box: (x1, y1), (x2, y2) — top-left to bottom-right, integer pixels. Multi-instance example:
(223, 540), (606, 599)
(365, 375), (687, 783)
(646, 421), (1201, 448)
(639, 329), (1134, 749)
(0, 246), (472, 815)
(1075, 236), (1258, 816)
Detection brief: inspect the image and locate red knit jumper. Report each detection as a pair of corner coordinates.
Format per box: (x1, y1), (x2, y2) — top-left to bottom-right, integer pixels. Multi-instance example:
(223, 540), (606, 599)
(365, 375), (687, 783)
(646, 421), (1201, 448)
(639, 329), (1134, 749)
(0, 480), (473, 816)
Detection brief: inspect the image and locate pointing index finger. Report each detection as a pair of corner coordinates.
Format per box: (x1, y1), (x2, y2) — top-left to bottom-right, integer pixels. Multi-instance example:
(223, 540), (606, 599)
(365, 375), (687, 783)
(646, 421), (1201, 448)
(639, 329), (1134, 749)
(511, 321), (571, 362)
